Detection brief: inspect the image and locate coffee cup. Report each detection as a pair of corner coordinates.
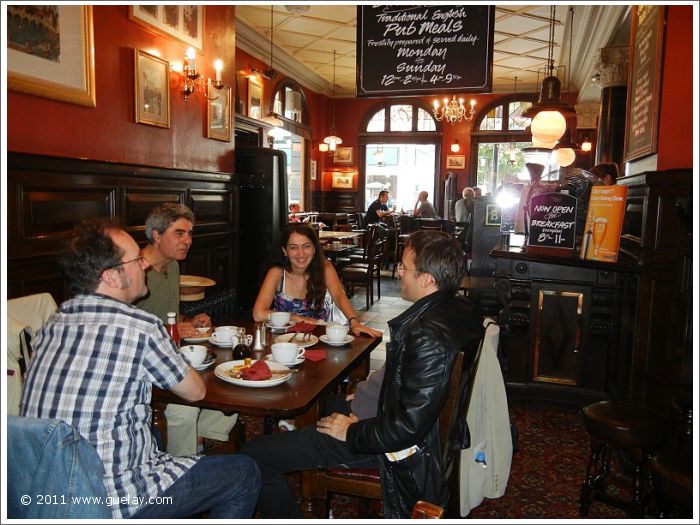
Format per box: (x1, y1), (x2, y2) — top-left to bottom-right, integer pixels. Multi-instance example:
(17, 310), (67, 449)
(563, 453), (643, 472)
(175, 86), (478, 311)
(213, 326), (236, 344)
(195, 326), (210, 335)
(271, 342), (305, 364)
(270, 311), (291, 328)
(180, 344), (207, 367)
(326, 322), (349, 343)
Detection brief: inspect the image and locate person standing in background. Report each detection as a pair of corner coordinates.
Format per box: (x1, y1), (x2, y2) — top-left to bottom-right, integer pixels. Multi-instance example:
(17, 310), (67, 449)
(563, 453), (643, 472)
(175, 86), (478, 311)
(454, 187), (475, 223)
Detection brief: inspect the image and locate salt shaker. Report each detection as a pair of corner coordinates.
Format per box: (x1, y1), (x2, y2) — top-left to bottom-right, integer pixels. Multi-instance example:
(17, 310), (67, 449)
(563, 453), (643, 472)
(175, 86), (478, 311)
(254, 322), (266, 350)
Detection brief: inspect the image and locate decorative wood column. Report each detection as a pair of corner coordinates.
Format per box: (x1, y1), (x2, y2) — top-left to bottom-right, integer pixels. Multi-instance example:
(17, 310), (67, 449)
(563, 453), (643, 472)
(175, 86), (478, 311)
(594, 46), (629, 168)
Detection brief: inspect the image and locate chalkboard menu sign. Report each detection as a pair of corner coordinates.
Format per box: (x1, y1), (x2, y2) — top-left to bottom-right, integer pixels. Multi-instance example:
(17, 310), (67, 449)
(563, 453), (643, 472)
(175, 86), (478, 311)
(624, 5), (666, 162)
(527, 193), (577, 256)
(356, 5), (494, 97)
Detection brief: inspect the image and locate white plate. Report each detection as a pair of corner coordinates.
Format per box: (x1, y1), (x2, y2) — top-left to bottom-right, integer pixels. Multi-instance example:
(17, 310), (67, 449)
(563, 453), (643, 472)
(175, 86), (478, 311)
(319, 334), (356, 347)
(266, 355), (306, 367)
(192, 354), (216, 371)
(182, 335), (211, 343)
(274, 333), (319, 348)
(265, 322), (297, 333)
(215, 360), (291, 388)
(208, 336), (234, 348)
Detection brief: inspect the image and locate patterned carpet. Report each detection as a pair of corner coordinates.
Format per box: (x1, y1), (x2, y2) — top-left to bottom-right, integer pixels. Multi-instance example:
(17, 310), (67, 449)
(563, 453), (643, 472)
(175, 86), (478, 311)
(241, 405), (630, 519)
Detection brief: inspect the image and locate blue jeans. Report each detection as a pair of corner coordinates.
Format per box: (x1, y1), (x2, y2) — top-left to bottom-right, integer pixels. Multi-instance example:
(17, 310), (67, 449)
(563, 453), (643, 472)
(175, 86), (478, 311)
(131, 455), (260, 518)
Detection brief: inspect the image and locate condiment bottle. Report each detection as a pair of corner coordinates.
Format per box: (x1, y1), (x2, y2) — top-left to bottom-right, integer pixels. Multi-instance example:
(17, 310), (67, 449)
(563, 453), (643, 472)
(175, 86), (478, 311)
(166, 312), (180, 346)
(232, 343), (251, 360)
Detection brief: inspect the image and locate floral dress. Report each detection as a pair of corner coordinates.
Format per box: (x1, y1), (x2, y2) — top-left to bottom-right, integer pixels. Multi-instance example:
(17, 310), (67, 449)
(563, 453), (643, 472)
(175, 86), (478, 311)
(271, 270), (329, 321)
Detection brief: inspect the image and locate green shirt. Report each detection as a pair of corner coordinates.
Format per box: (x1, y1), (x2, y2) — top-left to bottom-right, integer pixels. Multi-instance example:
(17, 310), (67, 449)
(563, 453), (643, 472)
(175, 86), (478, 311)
(135, 260), (180, 323)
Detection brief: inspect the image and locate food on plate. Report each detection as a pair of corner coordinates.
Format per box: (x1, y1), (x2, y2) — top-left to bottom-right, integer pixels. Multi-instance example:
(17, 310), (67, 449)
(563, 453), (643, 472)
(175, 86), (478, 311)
(225, 359), (272, 381)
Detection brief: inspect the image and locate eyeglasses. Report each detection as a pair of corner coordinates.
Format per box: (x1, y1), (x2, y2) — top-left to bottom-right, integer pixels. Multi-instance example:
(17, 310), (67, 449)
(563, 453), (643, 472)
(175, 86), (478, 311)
(106, 256), (144, 270)
(396, 262), (420, 275)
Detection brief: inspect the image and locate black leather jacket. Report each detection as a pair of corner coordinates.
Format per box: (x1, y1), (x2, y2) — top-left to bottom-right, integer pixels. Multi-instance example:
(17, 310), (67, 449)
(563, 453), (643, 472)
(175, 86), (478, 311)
(347, 290), (483, 518)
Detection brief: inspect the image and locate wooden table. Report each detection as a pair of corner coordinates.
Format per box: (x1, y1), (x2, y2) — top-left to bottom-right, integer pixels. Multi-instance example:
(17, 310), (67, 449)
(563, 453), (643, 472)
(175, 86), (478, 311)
(152, 320), (381, 518)
(319, 230), (362, 242)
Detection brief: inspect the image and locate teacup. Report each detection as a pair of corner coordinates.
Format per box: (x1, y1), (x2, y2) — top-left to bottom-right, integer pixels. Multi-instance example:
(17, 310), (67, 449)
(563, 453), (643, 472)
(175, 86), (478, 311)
(213, 326), (236, 344)
(271, 342), (305, 364)
(270, 311), (291, 328)
(326, 322), (349, 343)
(195, 326), (211, 335)
(180, 344), (207, 367)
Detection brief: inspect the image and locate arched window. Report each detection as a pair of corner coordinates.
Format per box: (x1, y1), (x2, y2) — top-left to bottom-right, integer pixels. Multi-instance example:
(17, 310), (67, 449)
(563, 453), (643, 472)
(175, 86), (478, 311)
(470, 95), (536, 195)
(359, 100), (442, 213)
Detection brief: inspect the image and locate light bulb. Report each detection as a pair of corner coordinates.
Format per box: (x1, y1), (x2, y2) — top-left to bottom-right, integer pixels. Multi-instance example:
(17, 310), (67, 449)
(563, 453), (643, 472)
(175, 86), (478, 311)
(532, 136), (557, 149)
(531, 111), (566, 144)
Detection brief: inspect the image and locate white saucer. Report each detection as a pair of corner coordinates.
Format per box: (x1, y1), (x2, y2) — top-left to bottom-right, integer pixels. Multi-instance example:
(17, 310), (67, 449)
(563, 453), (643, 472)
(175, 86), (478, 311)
(266, 321), (296, 333)
(319, 334), (355, 346)
(266, 355), (305, 367)
(274, 333), (319, 348)
(208, 336), (234, 348)
(182, 334), (211, 343)
(192, 354), (216, 371)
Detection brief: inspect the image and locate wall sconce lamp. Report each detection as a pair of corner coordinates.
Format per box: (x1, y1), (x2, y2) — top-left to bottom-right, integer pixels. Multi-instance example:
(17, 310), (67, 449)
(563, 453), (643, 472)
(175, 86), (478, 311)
(318, 143), (329, 152)
(580, 137), (592, 152)
(450, 139), (461, 153)
(181, 47), (226, 102)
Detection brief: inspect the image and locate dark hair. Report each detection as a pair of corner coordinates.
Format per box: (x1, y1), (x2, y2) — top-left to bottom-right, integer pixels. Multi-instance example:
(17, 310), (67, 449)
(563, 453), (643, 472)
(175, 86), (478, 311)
(404, 230), (465, 294)
(58, 218), (124, 294)
(264, 223), (327, 307)
(378, 190), (389, 198)
(590, 162), (618, 184)
(145, 203), (195, 242)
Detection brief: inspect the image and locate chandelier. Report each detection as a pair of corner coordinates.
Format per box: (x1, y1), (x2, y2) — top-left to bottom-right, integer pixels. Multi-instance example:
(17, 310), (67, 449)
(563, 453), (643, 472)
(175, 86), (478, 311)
(323, 50), (342, 151)
(432, 95), (476, 124)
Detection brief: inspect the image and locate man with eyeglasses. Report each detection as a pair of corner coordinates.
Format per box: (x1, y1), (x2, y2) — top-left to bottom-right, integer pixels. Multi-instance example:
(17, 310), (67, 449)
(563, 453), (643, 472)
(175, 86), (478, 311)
(135, 203), (237, 457)
(241, 230), (483, 518)
(21, 218), (260, 518)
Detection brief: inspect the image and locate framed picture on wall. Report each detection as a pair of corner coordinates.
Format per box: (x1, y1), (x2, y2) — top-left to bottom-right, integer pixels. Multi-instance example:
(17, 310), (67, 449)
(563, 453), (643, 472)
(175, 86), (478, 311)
(446, 155), (466, 169)
(129, 5), (204, 51)
(247, 78), (263, 119)
(331, 171), (354, 189)
(134, 49), (170, 128)
(334, 147), (353, 164)
(310, 160), (318, 180)
(7, 5), (96, 107)
(485, 205), (502, 226)
(207, 83), (231, 141)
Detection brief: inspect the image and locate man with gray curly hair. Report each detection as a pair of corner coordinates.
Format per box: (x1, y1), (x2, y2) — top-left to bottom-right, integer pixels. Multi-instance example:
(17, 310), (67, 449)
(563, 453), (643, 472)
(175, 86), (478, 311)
(136, 203), (237, 457)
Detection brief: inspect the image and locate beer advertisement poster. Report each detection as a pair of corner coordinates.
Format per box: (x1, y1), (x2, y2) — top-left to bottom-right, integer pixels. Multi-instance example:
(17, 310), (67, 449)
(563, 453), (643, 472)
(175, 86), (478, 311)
(580, 185), (628, 262)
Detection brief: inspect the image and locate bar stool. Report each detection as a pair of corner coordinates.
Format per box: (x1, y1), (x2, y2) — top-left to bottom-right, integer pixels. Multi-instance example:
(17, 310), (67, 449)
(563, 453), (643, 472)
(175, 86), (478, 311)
(580, 400), (667, 518)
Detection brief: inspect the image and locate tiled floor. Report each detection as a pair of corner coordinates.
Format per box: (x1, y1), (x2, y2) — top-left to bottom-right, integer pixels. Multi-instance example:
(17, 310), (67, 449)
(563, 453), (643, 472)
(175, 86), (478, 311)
(346, 270), (410, 371)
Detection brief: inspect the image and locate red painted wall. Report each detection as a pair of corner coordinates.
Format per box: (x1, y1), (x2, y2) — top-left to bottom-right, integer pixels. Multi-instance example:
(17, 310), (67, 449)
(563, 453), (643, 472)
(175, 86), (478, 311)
(8, 5), (237, 173)
(655, 5), (693, 171)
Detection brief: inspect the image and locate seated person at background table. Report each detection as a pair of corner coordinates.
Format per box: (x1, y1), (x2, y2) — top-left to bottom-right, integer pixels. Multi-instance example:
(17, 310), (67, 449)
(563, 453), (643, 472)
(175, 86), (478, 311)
(455, 186), (475, 223)
(135, 203), (237, 456)
(474, 186), (483, 197)
(288, 202), (302, 222)
(241, 230), (484, 518)
(590, 162), (618, 185)
(252, 223), (381, 338)
(413, 190), (438, 218)
(21, 218), (260, 519)
(365, 189), (395, 224)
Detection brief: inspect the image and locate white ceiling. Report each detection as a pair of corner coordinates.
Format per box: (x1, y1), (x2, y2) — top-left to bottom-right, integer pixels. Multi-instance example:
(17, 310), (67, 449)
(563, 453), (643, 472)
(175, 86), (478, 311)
(235, 4), (631, 103)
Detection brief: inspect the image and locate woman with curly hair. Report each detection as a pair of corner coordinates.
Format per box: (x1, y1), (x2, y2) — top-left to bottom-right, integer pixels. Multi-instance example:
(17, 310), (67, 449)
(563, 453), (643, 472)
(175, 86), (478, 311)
(252, 223), (380, 337)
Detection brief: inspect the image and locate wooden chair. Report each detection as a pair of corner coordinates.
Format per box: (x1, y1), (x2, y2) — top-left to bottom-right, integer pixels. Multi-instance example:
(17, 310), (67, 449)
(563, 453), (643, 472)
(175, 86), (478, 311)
(340, 226), (387, 310)
(412, 500), (445, 519)
(317, 351), (470, 518)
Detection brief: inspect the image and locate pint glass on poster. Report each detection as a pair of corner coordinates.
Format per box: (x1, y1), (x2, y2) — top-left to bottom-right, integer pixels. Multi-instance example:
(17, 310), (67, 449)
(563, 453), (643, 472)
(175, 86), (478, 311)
(592, 217), (608, 256)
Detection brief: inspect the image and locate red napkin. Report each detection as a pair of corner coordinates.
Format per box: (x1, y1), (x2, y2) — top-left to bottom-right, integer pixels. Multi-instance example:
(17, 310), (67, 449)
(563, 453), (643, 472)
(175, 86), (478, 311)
(287, 322), (317, 333)
(304, 349), (327, 362)
(241, 359), (272, 380)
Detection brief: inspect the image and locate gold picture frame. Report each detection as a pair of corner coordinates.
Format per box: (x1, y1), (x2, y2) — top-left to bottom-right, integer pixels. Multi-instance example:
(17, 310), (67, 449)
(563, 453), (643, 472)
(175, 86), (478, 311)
(7, 5), (96, 107)
(247, 78), (263, 119)
(446, 155), (466, 169)
(134, 49), (170, 128)
(334, 147), (353, 165)
(331, 170), (355, 189)
(207, 83), (231, 141)
(129, 5), (204, 51)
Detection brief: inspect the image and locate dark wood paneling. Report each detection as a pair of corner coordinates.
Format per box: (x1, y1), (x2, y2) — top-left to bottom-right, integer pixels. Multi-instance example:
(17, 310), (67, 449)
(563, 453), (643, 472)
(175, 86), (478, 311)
(8, 153), (236, 304)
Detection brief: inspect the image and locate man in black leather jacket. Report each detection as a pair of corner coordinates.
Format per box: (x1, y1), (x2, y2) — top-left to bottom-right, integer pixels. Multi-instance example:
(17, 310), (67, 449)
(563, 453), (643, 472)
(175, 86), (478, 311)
(241, 231), (483, 518)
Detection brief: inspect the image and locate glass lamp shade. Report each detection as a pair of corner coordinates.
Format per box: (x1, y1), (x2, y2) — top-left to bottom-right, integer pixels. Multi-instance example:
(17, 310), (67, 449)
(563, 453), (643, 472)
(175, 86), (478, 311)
(581, 139), (592, 152)
(450, 140), (460, 153)
(318, 143), (329, 152)
(532, 136), (558, 149)
(530, 111), (566, 144)
(555, 148), (576, 167)
(323, 134), (343, 151)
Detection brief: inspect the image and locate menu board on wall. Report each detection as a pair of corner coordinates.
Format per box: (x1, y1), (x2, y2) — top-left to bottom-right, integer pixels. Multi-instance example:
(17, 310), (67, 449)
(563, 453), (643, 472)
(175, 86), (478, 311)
(624, 5), (666, 162)
(356, 5), (494, 97)
(526, 193), (577, 256)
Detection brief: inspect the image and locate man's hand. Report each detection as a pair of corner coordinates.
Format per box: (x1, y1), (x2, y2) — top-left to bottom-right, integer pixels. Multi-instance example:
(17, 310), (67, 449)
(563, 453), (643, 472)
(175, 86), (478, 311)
(177, 321), (197, 338)
(191, 313), (211, 328)
(316, 412), (358, 442)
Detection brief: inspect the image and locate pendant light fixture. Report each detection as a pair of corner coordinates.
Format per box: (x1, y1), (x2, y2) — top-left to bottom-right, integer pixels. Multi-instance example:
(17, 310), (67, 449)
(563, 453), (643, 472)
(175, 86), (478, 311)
(552, 8), (579, 167)
(504, 76), (521, 164)
(522, 6), (577, 144)
(259, 6), (284, 130)
(323, 50), (342, 152)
